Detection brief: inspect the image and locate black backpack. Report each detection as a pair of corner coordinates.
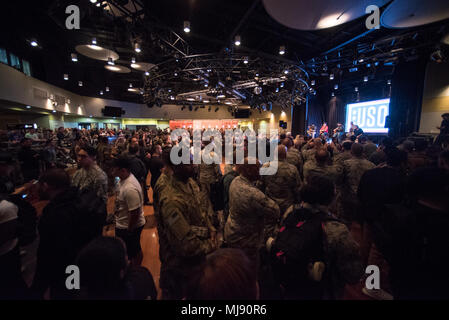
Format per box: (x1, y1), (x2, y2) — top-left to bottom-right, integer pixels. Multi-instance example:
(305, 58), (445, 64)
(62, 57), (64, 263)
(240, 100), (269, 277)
(270, 206), (338, 299)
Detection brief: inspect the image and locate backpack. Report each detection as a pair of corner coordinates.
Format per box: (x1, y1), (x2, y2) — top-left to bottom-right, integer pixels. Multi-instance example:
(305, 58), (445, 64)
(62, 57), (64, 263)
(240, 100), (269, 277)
(270, 206), (338, 299)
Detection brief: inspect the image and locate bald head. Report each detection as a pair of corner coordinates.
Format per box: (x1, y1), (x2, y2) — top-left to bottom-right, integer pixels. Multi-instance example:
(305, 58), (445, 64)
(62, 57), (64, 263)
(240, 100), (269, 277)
(315, 148), (329, 164)
(277, 145), (287, 161)
(351, 143), (364, 158)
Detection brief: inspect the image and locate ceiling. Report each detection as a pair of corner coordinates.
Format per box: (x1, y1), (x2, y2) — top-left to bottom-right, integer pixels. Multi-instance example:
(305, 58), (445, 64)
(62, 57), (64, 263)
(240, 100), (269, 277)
(0, 0), (448, 110)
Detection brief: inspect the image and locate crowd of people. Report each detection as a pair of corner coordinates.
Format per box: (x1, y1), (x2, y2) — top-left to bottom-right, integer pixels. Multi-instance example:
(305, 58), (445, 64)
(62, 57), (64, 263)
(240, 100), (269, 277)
(1, 124), (449, 300)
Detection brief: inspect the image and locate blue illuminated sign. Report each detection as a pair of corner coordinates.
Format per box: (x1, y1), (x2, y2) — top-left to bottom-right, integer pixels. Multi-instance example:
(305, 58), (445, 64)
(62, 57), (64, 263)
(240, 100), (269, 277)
(345, 99), (390, 134)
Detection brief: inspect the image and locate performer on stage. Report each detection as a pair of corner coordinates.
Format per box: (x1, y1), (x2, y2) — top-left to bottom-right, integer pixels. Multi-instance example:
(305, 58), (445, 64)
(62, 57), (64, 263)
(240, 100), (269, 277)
(320, 122), (329, 138)
(333, 123), (344, 143)
(307, 124), (317, 138)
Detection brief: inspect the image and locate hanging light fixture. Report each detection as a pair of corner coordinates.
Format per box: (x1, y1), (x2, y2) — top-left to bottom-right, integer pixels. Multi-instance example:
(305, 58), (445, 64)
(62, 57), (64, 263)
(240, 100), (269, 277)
(64, 74), (69, 80)
(78, 81), (83, 87)
(106, 86), (110, 92)
(279, 45), (286, 55)
(334, 84), (339, 90)
(364, 76), (369, 82)
(100, 90), (104, 95)
(329, 73), (334, 80)
(92, 37), (97, 45)
(355, 87), (359, 92)
(131, 57), (136, 64)
(183, 21), (191, 33)
(243, 57), (249, 64)
(129, 83), (133, 88)
(108, 57), (115, 65)
(311, 80), (316, 86)
(134, 42), (141, 53)
(234, 35), (241, 46)
(71, 53), (78, 62)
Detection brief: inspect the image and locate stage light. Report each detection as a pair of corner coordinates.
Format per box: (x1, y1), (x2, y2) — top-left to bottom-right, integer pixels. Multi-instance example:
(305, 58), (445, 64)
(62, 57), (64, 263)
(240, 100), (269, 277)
(108, 57), (114, 65)
(367, 63), (371, 68)
(387, 80), (391, 85)
(92, 38), (97, 45)
(204, 83), (208, 87)
(170, 96), (175, 100)
(329, 74), (334, 80)
(280, 82), (284, 88)
(64, 74), (69, 80)
(184, 21), (191, 33)
(26, 105), (31, 109)
(134, 42), (141, 53)
(334, 84), (339, 90)
(359, 58), (364, 63)
(129, 83), (133, 88)
(145, 71), (150, 76)
(355, 87), (359, 92)
(71, 53), (78, 62)
(243, 57), (249, 64)
(364, 76), (369, 82)
(311, 80), (315, 86)
(90, 0), (97, 3)
(331, 92), (335, 97)
(96, 2), (101, 7)
(30, 40), (38, 47)
(100, 90), (104, 95)
(174, 72), (178, 76)
(276, 87), (279, 93)
(131, 57), (136, 64)
(78, 81), (83, 87)
(203, 100), (210, 103)
(52, 110), (56, 113)
(279, 46), (285, 55)
(234, 35), (241, 46)
(106, 86), (110, 92)
(349, 67), (358, 73)
(284, 70), (289, 74)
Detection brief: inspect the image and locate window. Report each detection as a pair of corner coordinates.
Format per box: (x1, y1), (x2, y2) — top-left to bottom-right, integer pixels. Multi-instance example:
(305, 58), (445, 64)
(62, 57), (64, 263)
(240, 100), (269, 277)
(0, 48), (7, 64)
(22, 60), (31, 76)
(9, 53), (21, 69)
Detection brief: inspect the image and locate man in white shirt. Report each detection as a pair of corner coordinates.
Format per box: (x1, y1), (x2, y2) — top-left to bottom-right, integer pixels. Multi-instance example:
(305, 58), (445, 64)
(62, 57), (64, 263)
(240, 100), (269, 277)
(112, 157), (145, 266)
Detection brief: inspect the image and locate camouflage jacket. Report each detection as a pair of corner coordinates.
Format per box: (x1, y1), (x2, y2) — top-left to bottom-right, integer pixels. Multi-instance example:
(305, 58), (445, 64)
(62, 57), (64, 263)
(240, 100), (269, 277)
(225, 176), (280, 254)
(286, 148), (303, 173)
(341, 158), (376, 196)
(333, 152), (352, 166)
(259, 160), (301, 214)
(71, 164), (108, 203)
(157, 176), (215, 271)
(303, 161), (343, 186)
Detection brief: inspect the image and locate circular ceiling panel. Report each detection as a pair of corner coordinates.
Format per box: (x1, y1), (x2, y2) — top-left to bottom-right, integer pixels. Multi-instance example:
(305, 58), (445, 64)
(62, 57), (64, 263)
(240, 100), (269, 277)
(75, 45), (119, 62)
(262, 0), (389, 30)
(104, 65), (131, 73)
(130, 62), (157, 71)
(381, 0), (449, 28)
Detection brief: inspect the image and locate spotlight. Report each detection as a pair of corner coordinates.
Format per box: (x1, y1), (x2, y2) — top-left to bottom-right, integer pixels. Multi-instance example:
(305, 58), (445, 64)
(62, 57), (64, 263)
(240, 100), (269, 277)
(359, 58), (364, 63)
(276, 87), (279, 93)
(367, 63), (371, 68)
(90, 0), (97, 3)
(71, 53), (78, 62)
(387, 80), (392, 85)
(64, 74), (69, 80)
(331, 92), (335, 97)
(170, 96), (175, 100)
(100, 90), (104, 95)
(364, 76), (369, 82)
(145, 71), (150, 76)
(355, 87), (359, 92)
(284, 70), (289, 74)
(78, 81), (83, 87)
(334, 84), (339, 90)
(204, 83), (208, 87)
(279, 45), (285, 55)
(234, 35), (241, 46)
(131, 57), (136, 64)
(329, 74), (334, 80)
(52, 110), (56, 113)
(108, 57), (114, 65)
(311, 80), (315, 86)
(106, 86), (110, 92)
(134, 42), (141, 53)
(129, 83), (133, 88)
(92, 37), (97, 45)
(174, 72), (178, 77)
(280, 82), (284, 88)
(243, 57), (249, 64)
(30, 40), (38, 47)
(26, 105), (31, 109)
(184, 21), (191, 33)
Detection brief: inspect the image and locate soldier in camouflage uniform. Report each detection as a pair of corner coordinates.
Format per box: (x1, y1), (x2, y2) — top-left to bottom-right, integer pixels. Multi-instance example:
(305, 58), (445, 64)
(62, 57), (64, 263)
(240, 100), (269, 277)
(303, 148), (343, 186)
(282, 138), (303, 178)
(333, 141), (353, 165)
(337, 143), (375, 225)
(302, 138), (324, 164)
(225, 158), (280, 272)
(259, 145), (301, 215)
(156, 150), (217, 299)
